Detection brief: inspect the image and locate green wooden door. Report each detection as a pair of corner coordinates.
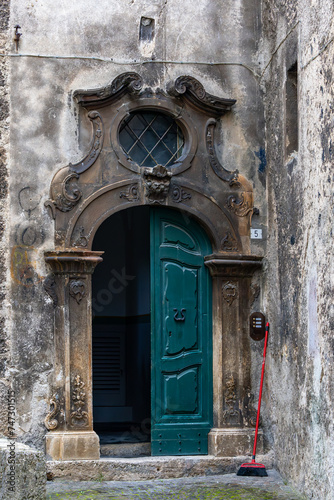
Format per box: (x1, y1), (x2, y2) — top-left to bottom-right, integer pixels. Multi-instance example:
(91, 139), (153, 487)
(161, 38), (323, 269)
(150, 208), (212, 455)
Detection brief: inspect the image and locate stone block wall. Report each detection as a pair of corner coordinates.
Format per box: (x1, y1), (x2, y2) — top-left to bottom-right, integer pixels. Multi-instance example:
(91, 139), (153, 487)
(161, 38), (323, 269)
(0, 438), (46, 500)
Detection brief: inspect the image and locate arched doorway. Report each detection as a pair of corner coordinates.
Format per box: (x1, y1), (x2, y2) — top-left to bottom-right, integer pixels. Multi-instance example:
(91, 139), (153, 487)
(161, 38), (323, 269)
(44, 73), (262, 462)
(91, 206), (212, 455)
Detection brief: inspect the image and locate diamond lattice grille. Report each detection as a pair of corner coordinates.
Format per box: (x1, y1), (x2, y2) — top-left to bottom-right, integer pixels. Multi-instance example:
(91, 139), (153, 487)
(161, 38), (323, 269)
(119, 111), (184, 168)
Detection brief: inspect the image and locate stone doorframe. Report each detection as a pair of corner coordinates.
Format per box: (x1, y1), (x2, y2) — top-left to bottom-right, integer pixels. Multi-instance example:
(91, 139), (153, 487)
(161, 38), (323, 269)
(43, 73), (263, 460)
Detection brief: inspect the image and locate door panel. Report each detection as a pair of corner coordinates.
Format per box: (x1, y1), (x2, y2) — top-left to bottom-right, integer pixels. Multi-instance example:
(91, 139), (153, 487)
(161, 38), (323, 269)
(164, 262), (198, 355)
(163, 367), (199, 414)
(151, 208), (212, 456)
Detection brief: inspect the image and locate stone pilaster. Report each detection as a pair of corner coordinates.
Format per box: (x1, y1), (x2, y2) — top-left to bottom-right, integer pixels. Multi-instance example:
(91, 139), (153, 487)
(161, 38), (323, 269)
(204, 254), (263, 457)
(44, 250), (103, 460)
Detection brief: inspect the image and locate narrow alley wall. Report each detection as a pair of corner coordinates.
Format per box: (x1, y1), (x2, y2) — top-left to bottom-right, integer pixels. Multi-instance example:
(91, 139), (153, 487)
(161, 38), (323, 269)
(0, 0), (11, 438)
(261, 1), (334, 498)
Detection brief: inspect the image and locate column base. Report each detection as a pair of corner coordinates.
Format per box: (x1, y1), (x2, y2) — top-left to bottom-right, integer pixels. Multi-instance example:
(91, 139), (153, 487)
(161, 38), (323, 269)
(46, 431), (100, 461)
(208, 428), (264, 457)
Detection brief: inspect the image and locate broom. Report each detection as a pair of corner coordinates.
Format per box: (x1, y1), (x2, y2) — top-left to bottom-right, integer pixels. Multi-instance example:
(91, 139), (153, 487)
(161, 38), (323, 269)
(237, 321), (269, 477)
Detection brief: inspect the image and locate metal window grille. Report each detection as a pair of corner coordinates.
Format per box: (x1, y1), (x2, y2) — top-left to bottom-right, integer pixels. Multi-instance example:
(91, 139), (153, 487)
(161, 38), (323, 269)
(119, 111), (184, 168)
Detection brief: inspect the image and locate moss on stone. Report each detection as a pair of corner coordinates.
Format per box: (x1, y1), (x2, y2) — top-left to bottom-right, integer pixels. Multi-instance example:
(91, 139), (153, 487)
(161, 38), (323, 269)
(47, 483), (302, 500)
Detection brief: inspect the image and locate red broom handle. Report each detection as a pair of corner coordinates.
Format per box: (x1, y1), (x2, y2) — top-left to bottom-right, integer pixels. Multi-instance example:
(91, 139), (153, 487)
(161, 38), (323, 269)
(252, 322), (269, 462)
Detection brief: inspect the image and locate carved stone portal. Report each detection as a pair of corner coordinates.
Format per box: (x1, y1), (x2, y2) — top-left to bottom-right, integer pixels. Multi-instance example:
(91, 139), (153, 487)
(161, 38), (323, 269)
(45, 73), (263, 461)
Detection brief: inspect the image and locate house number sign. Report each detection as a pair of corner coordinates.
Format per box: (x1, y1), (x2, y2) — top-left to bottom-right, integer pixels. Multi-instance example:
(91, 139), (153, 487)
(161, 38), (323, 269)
(251, 228), (263, 239)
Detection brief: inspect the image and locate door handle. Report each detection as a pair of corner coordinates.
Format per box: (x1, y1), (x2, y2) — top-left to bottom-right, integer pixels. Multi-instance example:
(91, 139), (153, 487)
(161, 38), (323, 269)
(173, 308), (186, 322)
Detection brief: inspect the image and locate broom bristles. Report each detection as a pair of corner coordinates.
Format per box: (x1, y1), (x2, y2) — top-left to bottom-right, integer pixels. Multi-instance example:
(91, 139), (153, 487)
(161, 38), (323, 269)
(237, 462), (268, 477)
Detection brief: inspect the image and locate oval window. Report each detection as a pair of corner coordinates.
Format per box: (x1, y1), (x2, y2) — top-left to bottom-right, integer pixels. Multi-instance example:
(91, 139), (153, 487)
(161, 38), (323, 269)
(119, 111), (184, 168)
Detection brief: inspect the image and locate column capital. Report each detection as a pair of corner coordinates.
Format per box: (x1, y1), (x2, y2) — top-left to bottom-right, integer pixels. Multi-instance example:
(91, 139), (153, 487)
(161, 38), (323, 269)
(204, 254), (263, 277)
(45, 250), (104, 275)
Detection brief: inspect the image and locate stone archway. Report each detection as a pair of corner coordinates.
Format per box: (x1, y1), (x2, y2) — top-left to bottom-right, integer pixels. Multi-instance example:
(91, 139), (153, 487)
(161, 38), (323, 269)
(44, 73), (263, 460)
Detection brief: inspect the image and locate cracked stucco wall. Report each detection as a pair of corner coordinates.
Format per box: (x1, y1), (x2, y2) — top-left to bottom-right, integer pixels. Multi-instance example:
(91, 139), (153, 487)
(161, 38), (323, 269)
(261, 0), (334, 498)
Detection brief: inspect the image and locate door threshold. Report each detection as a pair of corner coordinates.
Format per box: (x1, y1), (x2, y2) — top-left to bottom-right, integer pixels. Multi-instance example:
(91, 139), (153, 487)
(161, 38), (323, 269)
(47, 451), (274, 482)
(101, 441), (151, 458)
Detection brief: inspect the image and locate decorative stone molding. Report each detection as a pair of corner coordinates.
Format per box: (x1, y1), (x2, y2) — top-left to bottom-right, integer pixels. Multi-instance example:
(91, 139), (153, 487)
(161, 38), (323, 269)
(204, 255), (263, 278)
(70, 111), (104, 175)
(72, 226), (88, 248)
(46, 73), (257, 256)
(206, 120), (240, 185)
(45, 250), (103, 276)
(227, 193), (253, 217)
(221, 231), (238, 252)
(222, 281), (238, 306)
(70, 375), (89, 427)
(222, 375), (241, 425)
(44, 111), (103, 219)
(74, 72), (143, 108)
(206, 254), (263, 448)
(120, 183), (139, 202)
(171, 185), (192, 203)
(69, 279), (86, 304)
(45, 393), (62, 431)
(45, 173), (82, 219)
(55, 230), (65, 246)
(168, 75), (236, 115)
(45, 250), (102, 460)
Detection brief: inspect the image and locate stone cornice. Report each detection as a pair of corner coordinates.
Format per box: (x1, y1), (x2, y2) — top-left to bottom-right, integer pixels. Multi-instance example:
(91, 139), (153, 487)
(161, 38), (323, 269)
(45, 250), (104, 275)
(204, 254), (263, 277)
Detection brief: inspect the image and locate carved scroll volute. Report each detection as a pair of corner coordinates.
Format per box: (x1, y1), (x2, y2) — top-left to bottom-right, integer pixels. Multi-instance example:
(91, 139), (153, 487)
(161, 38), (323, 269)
(167, 76), (236, 115)
(205, 119), (254, 239)
(73, 72), (143, 108)
(44, 111), (104, 220)
(206, 119), (239, 185)
(227, 187), (254, 218)
(45, 392), (63, 430)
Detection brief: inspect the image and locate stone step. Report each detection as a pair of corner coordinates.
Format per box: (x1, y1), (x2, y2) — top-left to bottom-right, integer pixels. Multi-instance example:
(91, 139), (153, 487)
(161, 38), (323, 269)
(100, 442), (151, 458)
(47, 452), (274, 482)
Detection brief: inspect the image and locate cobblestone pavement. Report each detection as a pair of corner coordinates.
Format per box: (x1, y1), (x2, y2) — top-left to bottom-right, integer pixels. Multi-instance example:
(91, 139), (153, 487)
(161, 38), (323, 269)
(47, 470), (305, 499)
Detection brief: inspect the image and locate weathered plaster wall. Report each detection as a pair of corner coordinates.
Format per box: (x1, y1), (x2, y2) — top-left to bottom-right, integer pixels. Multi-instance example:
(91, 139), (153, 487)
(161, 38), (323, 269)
(0, 0), (11, 437)
(261, 0), (334, 498)
(2, 0), (334, 495)
(1, 0), (267, 452)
